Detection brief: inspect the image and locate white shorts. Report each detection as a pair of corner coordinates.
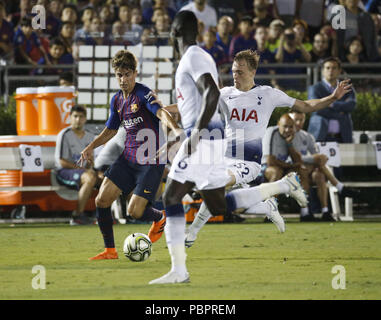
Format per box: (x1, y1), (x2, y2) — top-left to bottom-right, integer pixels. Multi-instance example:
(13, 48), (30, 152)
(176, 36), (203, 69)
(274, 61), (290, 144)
(168, 139), (231, 190)
(224, 157), (261, 186)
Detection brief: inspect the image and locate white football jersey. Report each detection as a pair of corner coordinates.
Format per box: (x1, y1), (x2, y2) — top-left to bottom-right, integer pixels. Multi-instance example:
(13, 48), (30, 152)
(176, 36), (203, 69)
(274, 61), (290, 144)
(175, 45), (223, 135)
(219, 85), (296, 161)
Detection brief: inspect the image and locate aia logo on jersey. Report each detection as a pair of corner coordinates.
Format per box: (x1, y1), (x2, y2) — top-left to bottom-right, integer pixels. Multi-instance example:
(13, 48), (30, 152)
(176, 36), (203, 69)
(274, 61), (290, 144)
(131, 103), (139, 113)
(230, 108), (258, 122)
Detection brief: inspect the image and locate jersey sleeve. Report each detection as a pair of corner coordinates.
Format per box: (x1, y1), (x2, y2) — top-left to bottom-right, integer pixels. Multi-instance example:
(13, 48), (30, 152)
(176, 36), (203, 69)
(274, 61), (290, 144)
(187, 50), (218, 85)
(139, 85), (161, 115)
(105, 94), (121, 130)
(271, 88), (296, 108)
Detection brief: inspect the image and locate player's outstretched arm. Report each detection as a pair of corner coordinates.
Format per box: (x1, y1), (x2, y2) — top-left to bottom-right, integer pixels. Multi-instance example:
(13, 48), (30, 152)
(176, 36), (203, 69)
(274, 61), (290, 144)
(291, 79), (352, 114)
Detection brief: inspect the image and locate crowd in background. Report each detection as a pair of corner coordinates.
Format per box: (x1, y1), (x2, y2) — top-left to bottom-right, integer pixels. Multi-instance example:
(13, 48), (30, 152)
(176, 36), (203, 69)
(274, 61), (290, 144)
(0, 0), (381, 90)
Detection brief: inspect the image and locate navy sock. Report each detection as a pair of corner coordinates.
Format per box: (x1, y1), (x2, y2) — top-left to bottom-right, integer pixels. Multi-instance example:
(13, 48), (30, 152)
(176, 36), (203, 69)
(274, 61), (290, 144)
(165, 203), (184, 217)
(96, 207), (115, 248)
(139, 206), (163, 222)
(225, 193), (237, 215)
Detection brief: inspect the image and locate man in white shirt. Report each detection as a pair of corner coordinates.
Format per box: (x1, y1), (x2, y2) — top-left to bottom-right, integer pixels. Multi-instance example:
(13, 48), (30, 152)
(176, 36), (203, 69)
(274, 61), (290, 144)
(180, 0), (218, 29)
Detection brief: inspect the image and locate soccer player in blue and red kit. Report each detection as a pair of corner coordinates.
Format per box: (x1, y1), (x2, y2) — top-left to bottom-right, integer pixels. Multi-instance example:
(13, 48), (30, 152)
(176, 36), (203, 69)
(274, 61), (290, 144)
(80, 50), (182, 260)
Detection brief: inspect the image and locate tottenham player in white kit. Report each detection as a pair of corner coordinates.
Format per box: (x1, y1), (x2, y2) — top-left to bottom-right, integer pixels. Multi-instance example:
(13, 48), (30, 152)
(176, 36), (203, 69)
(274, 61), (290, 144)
(185, 49), (353, 248)
(149, 11), (230, 284)
(149, 13), (352, 283)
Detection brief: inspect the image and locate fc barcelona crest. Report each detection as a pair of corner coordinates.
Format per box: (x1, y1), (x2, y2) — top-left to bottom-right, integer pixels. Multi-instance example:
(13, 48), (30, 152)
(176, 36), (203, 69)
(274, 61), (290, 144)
(131, 104), (139, 113)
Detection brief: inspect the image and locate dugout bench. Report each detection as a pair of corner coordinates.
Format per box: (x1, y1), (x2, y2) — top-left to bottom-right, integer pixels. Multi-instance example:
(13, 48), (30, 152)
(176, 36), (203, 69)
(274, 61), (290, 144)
(328, 143), (381, 221)
(0, 135), (96, 219)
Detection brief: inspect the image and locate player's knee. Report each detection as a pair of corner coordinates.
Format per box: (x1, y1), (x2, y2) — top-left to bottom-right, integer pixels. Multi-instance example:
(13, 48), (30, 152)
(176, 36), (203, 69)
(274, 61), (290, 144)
(95, 194), (111, 208)
(312, 171), (326, 184)
(265, 166), (282, 181)
(162, 189), (182, 207)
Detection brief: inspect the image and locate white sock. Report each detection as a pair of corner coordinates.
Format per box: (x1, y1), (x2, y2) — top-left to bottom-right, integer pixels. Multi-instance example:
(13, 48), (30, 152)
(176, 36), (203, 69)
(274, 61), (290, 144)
(188, 201), (212, 237)
(164, 216), (188, 276)
(229, 180), (289, 210)
(245, 201), (272, 218)
(322, 207), (329, 213)
(300, 207), (309, 216)
(336, 182), (344, 192)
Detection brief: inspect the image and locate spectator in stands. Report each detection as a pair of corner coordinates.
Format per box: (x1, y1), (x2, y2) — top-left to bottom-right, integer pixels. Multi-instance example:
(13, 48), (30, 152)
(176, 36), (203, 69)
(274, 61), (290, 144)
(196, 19), (205, 45)
(143, 0), (176, 26)
(9, 0), (34, 28)
(117, 3), (143, 45)
(299, 0), (325, 40)
(131, 6), (143, 25)
(99, 4), (115, 26)
(343, 36), (366, 65)
(320, 23), (338, 58)
(152, 13), (170, 45)
(59, 71), (75, 87)
(141, 27), (157, 45)
(112, 20), (131, 46)
(89, 16), (112, 45)
(59, 21), (76, 55)
(201, 28), (227, 67)
(267, 19), (285, 53)
(61, 4), (78, 24)
(336, 0), (379, 62)
(49, 0), (64, 21)
(55, 105), (101, 226)
(254, 25), (278, 87)
(0, 0), (14, 61)
(229, 16), (257, 61)
(275, 27), (311, 90)
(215, 15), (234, 60)
(73, 7), (95, 49)
(208, 0), (245, 26)
(310, 33), (330, 63)
(34, 37), (74, 75)
(308, 57), (356, 144)
(180, 0), (218, 29)
(36, 0), (62, 39)
(272, 0), (302, 27)
(293, 19), (312, 52)
(13, 16), (50, 67)
(371, 13), (381, 57)
(251, 0), (273, 27)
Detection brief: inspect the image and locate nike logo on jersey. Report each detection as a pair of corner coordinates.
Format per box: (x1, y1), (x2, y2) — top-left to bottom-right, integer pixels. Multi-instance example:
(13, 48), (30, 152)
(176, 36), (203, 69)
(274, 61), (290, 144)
(228, 96), (238, 100)
(144, 189), (151, 194)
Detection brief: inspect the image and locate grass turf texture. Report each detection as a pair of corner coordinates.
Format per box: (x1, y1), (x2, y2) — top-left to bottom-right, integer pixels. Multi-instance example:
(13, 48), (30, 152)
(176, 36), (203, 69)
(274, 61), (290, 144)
(1, 219), (380, 300)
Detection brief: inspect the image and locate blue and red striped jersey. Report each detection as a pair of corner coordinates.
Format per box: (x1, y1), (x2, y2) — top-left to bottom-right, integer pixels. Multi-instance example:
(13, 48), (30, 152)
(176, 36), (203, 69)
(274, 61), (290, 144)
(106, 82), (162, 164)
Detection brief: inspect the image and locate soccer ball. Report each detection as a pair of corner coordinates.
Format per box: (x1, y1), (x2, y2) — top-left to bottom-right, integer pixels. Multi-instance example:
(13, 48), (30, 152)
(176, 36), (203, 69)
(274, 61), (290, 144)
(123, 233), (152, 262)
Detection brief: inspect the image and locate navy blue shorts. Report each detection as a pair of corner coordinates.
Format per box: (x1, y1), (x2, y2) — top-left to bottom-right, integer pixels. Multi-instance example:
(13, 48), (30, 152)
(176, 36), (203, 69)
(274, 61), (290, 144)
(104, 155), (165, 203)
(56, 168), (85, 190)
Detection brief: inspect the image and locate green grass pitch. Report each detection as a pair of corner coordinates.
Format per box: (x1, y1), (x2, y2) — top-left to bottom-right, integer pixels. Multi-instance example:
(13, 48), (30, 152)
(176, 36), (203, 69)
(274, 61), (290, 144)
(1, 219), (380, 300)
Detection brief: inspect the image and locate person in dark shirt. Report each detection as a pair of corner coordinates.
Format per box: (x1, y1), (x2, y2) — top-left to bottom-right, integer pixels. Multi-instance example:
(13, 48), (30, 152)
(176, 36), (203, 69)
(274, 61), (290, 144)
(0, 0), (14, 60)
(201, 28), (227, 67)
(34, 37), (74, 75)
(310, 33), (330, 63)
(13, 16), (50, 66)
(229, 16), (257, 61)
(79, 50), (182, 260)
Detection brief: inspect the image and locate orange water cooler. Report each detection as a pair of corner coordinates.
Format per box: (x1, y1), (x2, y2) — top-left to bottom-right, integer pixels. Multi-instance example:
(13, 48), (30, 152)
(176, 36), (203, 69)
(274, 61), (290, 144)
(37, 86), (76, 135)
(15, 87), (39, 135)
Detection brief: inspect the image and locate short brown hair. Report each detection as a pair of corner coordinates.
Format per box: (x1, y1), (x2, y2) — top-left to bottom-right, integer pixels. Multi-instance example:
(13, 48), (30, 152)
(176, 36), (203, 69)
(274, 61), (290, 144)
(234, 49), (260, 70)
(321, 56), (341, 69)
(111, 50), (138, 71)
(70, 105), (87, 116)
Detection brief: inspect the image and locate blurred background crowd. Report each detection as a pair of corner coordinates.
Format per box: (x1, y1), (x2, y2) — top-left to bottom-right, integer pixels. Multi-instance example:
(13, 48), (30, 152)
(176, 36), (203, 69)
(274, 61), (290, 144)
(0, 0), (381, 91)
